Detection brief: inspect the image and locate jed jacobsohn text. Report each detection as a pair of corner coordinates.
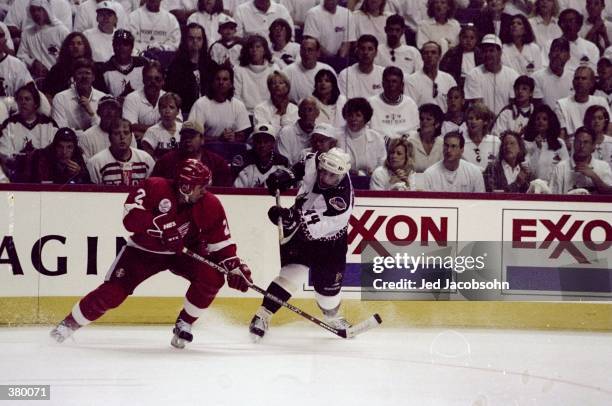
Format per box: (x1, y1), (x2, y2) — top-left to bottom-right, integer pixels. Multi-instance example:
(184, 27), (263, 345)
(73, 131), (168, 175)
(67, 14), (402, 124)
(372, 253), (487, 274)
(372, 278), (510, 290)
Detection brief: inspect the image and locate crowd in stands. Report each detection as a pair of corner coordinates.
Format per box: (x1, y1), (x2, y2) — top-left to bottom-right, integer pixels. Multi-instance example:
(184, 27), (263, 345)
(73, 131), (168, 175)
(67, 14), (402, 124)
(0, 0), (611, 195)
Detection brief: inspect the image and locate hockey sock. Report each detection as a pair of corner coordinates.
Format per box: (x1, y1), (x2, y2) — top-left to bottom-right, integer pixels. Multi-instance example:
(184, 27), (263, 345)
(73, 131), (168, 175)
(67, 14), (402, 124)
(262, 281), (292, 314)
(178, 310), (197, 325)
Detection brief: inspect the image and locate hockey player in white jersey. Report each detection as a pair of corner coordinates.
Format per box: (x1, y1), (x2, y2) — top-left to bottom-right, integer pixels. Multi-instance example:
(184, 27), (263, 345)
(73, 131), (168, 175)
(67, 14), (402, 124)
(249, 147), (354, 341)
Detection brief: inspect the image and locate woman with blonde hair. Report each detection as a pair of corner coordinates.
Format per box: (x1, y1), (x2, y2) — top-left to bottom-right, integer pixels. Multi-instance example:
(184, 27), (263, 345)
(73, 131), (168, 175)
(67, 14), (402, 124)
(253, 70), (298, 131)
(370, 136), (416, 191)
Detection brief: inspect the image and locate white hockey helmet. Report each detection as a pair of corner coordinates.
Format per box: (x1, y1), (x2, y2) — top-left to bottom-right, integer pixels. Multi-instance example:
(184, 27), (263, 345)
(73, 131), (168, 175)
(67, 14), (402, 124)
(318, 147), (351, 176)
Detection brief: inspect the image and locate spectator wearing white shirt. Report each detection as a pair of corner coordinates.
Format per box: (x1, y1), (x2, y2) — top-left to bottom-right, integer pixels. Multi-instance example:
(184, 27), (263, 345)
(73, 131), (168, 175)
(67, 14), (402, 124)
(282, 37), (334, 104)
(439, 23), (482, 89)
(353, 0), (391, 46)
(42, 33), (93, 98)
(208, 14), (242, 66)
(462, 102), (500, 171)
(338, 34), (384, 99)
(0, 29), (35, 98)
(532, 37), (573, 109)
(303, 0), (355, 59)
(253, 70), (298, 133)
(83, 1), (121, 63)
(268, 18), (299, 69)
(580, 0), (612, 53)
(187, 0), (225, 45)
(595, 56), (612, 105)
(79, 96), (131, 160)
(523, 104), (569, 183)
(584, 105), (612, 168)
(74, 0), (129, 33)
(374, 14), (423, 80)
(406, 103), (445, 172)
(405, 41), (457, 112)
(441, 86), (467, 137)
(279, 0), (318, 30)
(424, 131), (485, 192)
(337, 97), (386, 175)
(312, 68), (347, 128)
(500, 14), (542, 76)
(529, 0), (562, 49)
(370, 136), (417, 191)
(52, 58), (107, 132)
(464, 34), (520, 115)
(129, 0), (181, 54)
(142, 92), (183, 160)
(4, 0), (72, 37)
(416, 0), (461, 56)
(493, 75), (535, 136)
(233, 0), (294, 41)
(549, 126), (612, 194)
(277, 97), (320, 165)
(555, 66), (610, 139)
(368, 66), (419, 140)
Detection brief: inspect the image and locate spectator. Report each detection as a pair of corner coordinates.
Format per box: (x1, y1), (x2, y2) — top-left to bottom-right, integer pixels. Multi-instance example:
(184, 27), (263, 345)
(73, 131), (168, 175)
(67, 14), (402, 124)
(549, 126), (612, 194)
(406, 103), (445, 172)
(282, 37), (334, 104)
(424, 131), (485, 192)
(142, 92), (183, 159)
(312, 68), (347, 128)
(439, 24), (482, 88)
(87, 117), (155, 185)
(208, 14), (242, 67)
(277, 97), (320, 165)
(368, 66), (419, 140)
(0, 83), (57, 181)
(532, 37), (573, 108)
(464, 34), (519, 115)
(528, 0), (562, 49)
(472, 0), (512, 39)
(462, 102), (499, 171)
(188, 64), (251, 142)
(417, 0), (461, 56)
(123, 59), (167, 145)
(42, 32), (92, 98)
(94, 29), (147, 100)
(483, 130), (533, 192)
(370, 136), (417, 190)
(74, 0), (128, 33)
(493, 75), (535, 136)
(523, 104), (569, 182)
(374, 14), (423, 80)
(52, 58), (107, 132)
(354, 0), (391, 46)
(279, 0), (318, 31)
(500, 14), (542, 75)
(541, 8), (600, 75)
(129, 0), (181, 54)
(253, 70), (298, 131)
(555, 66), (609, 139)
(303, 121), (339, 158)
(29, 127), (91, 184)
(234, 0), (294, 40)
(79, 96), (130, 160)
(405, 41), (457, 111)
(4, 0), (71, 38)
(338, 34), (384, 99)
(234, 123), (289, 187)
(584, 104), (612, 168)
(83, 1), (122, 63)
(17, 0), (70, 79)
(187, 0), (225, 45)
(580, 0), (612, 53)
(337, 97), (386, 175)
(595, 56), (612, 105)
(441, 86), (467, 137)
(234, 34), (279, 114)
(151, 120), (233, 186)
(269, 18), (299, 69)
(303, 0), (355, 60)
(165, 22), (212, 115)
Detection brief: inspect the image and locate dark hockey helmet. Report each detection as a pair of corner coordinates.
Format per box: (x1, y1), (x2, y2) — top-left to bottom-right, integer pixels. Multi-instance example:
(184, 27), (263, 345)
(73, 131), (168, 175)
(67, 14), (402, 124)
(176, 159), (212, 198)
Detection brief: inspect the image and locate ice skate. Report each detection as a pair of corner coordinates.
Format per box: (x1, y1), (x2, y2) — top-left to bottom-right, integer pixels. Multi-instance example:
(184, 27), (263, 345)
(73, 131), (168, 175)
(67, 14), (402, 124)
(49, 319), (80, 343)
(249, 307), (272, 342)
(171, 319), (193, 349)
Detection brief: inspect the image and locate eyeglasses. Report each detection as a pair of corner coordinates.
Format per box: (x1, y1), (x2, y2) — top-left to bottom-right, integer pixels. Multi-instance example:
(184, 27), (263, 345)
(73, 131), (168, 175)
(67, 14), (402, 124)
(390, 49), (395, 62)
(474, 147), (481, 163)
(433, 82), (438, 98)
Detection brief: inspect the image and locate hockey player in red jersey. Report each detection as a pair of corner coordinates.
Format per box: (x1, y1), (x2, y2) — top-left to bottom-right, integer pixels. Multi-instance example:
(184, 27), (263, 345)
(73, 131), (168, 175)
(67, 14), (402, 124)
(50, 159), (252, 348)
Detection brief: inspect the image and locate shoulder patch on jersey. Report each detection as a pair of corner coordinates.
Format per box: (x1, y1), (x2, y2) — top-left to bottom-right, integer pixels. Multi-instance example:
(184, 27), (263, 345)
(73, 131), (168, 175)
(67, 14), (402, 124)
(328, 196), (347, 211)
(158, 198), (172, 213)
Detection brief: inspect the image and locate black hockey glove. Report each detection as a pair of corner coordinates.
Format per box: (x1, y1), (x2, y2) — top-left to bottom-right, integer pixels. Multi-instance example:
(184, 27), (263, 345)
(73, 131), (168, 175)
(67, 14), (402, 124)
(267, 206), (299, 231)
(265, 168), (296, 196)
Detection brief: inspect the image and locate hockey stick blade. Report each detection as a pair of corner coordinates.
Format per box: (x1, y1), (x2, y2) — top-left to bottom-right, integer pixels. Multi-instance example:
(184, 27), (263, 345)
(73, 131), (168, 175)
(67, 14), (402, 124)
(345, 313), (382, 339)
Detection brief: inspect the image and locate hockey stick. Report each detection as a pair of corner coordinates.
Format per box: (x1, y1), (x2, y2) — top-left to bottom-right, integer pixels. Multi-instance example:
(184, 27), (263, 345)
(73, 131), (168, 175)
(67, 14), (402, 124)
(275, 189), (284, 242)
(181, 247), (382, 339)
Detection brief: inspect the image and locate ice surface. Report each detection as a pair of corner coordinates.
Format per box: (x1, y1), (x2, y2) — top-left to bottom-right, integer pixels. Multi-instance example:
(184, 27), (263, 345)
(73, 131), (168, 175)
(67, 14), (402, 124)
(1, 311), (611, 406)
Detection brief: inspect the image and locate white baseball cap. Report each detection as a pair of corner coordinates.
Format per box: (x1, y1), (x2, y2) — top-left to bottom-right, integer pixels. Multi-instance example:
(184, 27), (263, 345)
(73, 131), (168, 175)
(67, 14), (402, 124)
(310, 123), (338, 140)
(480, 34), (502, 49)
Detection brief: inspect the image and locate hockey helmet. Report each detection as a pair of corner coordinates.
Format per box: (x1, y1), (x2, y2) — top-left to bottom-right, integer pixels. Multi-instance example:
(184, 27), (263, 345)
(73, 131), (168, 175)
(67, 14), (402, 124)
(318, 148), (351, 176)
(175, 159), (212, 198)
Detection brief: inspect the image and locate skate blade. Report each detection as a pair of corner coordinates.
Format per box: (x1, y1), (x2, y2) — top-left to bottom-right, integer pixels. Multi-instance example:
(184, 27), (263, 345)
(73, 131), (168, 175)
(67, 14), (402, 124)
(249, 332), (264, 343)
(171, 336), (187, 349)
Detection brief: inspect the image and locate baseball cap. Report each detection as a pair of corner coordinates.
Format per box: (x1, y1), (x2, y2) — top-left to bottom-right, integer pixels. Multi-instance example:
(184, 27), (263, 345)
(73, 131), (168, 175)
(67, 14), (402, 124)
(310, 123), (338, 140)
(113, 29), (134, 44)
(96, 1), (118, 14)
(180, 121), (203, 136)
(250, 123), (276, 140)
(480, 34), (502, 49)
(218, 14), (237, 28)
(53, 127), (78, 143)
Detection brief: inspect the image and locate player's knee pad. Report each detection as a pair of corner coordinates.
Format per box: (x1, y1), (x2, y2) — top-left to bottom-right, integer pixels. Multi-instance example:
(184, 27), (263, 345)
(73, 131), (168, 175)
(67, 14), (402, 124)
(277, 263), (308, 293)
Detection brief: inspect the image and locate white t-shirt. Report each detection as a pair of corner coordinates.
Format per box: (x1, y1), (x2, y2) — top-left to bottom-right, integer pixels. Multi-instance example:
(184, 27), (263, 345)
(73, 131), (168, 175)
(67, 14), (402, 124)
(416, 17), (461, 56)
(0, 54), (33, 97)
(353, 10), (391, 47)
(532, 67), (573, 109)
(233, 63), (278, 113)
(406, 130), (443, 173)
(279, 0), (319, 24)
(524, 138), (569, 182)
(368, 94), (419, 140)
(74, 0), (129, 32)
(271, 42), (300, 70)
(541, 37), (600, 75)
(424, 160), (485, 192)
(337, 64), (384, 99)
(337, 126), (386, 175)
(370, 165), (417, 191)
(282, 60), (335, 104)
(303, 4), (356, 55)
(405, 69), (457, 112)
(123, 88), (166, 126)
(187, 11), (223, 45)
(83, 27), (115, 63)
(129, 6), (181, 53)
(555, 95), (610, 135)
(17, 23), (69, 69)
(492, 105), (533, 136)
(464, 65), (520, 115)
(234, 0), (294, 40)
(87, 147), (155, 185)
(142, 121), (182, 151)
(253, 99), (299, 133)
(51, 86), (107, 131)
(462, 134), (501, 172)
(374, 43), (423, 80)
(528, 16), (562, 49)
(187, 96), (251, 139)
(501, 42), (542, 75)
(277, 121), (312, 166)
(314, 95), (346, 129)
(593, 134), (612, 169)
(549, 157), (612, 194)
(79, 124), (137, 160)
(5, 0), (72, 31)
(208, 40), (242, 67)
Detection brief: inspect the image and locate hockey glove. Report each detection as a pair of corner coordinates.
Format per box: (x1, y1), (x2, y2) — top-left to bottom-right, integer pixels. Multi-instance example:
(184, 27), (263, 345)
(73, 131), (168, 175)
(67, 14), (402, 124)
(267, 206), (299, 232)
(220, 257), (253, 292)
(150, 214), (184, 253)
(265, 168), (296, 196)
